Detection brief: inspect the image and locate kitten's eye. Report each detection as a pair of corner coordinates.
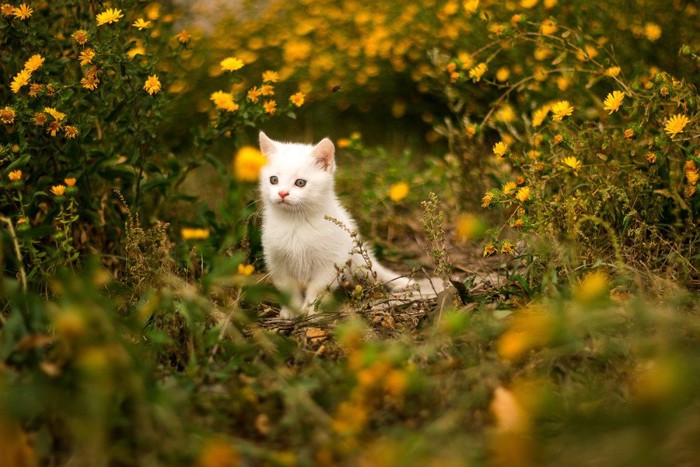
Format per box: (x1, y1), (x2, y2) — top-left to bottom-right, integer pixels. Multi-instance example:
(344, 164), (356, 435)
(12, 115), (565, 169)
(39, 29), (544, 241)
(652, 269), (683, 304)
(269, 176), (279, 185)
(294, 179), (307, 187)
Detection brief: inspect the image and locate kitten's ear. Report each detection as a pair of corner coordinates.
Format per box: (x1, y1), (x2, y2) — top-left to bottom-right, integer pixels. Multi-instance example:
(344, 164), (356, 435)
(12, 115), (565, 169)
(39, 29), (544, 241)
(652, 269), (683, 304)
(259, 131), (277, 157)
(312, 138), (335, 172)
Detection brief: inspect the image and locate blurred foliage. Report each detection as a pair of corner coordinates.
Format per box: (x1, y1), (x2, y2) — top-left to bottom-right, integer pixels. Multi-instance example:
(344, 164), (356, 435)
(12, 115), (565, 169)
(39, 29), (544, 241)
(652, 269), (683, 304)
(1, 0), (700, 465)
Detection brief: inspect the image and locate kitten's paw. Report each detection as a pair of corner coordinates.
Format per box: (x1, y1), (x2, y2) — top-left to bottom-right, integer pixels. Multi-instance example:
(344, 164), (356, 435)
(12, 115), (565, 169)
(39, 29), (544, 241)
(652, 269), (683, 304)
(279, 307), (296, 320)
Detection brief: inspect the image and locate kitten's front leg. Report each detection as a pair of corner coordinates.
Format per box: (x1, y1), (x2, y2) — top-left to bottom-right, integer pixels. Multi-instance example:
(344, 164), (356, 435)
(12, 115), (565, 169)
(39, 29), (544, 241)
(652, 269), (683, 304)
(301, 270), (339, 314)
(272, 276), (305, 319)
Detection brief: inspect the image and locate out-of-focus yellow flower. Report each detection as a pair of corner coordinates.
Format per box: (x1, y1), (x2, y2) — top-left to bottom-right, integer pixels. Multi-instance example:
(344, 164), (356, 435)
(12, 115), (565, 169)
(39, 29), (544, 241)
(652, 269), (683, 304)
(483, 243), (496, 257)
(237, 264), (255, 276)
(465, 124), (477, 138)
(12, 3), (32, 19)
(573, 270), (610, 304)
(502, 181), (517, 195)
(498, 305), (554, 361)
(175, 30), (191, 44)
(457, 51), (474, 69)
(72, 29), (88, 44)
(685, 161), (699, 185)
(96, 8), (123, 26)
(481, 191), (494, 208)
(605, 66), (621, 78)
(234, 146), (267, 182)
(197, 437), (239, 467)
(64, 178), (77, 187)
(496, 104), (516, 123)
(289, 92), (305, 107)
(263, 100), (277, 114)
(520, 0), (538, 8)
(247, 87), (261, 103)
(644, 22), (662, 41)
(132, 18), (152, 30)
(262, 70), (279, 83)
(8, 170), (22, 182)
(561, 156), (582, 171)
(551, 100), (574, 121)
(463, 0), (479, 14)
(468, 62), (487, 82)
(388, 182), (410, 202)
(664, 114), (690, 138)
(144, 75), (162, 95)
(532, 105), (550, 127)
(220, 57), (244, 72)
(624, 128), (635, 139)
(0, 107), (15, 124)
(259, 84), (275, 96)
(603, 90), (625, 114)
(455, 213), (486, 242)
(516, 186), (530, 202)
(493, 141), (508, 158)
(1, 3), (14, 15)
(181, 228), (210, 240)
(51, 185), (66, 196)
(210, 91), (239, 112)
(495, 67), (510, 82)
(540, 19), (557, 35)
(646, 152), (657, 164)
(553, 134), (564, 144)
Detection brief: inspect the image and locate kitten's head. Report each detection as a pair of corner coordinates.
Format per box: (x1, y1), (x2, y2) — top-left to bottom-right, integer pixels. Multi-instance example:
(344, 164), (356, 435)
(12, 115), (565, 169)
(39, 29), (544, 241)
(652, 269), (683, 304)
(258, 131), (336, 213)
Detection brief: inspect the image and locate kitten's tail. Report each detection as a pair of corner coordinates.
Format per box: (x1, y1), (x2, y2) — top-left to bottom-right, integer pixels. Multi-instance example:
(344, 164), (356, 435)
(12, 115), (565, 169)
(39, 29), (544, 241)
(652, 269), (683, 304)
(369, 259), (445, 298)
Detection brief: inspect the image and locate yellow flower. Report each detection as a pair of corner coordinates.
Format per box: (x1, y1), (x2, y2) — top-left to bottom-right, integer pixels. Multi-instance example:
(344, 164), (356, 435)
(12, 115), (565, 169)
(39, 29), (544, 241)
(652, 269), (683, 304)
(23, 54), (44, 72)
(210, 91), (239, 112)
(1, 3), (13, 16)
(64, 126), (79, 139)
(46, 121), (61, 137)
(463, 0), (479, 14)
(575, 44), (598, 61)
(574, 271), (609, 304)
(8, 170), (22, 181)
(605, 66), (621, 78)
(553, 134), (564, 144)
(686, 170), (699, 186)
(175, 30), (192, 44)
(11, 69), (32, 93)
(624, 128), (634, 139)
(483, 243), (496, 257)
(290, 92), (305, 107)
(502, 181), (517, 195)
(496, 67), (510, 82)
(646, 152), (657, 164)
(44, 107), (66, 122)
(198, 438), (240, 467)
(132, 18), (152, 30)
(496, 104), (516, 123)
(520, 0), (538, 8)
(498, 306), (554, 361)
(262, 70), (279, 83)
(64, 178), (77, 187)
(51, 185), (66, 196)
(388, 182), (410, 202)
(644, 22), (662, 41)
(237, 264), (255, 276)
(540, 19), (557, 35)
(532, 105), (550, 127)
(259, 84), (275, 96)
(493, 141), (509, 158)
(12, 3), (32, 19)
(501, 240), (516, 255)
(79, 48), (95, 66)
(0, 107), (15, 124)
(181, 228), (210, 240)
(603, 91), (625, 114)
(516, 186), (530, 202)
(664, 113), (690, 139)
(551, 100), (574, 122)
(33, 112), (47, 126)
(263, 100), (277, 115)
(234, 146), (267, 182)
(468, 62), (487, 82)
(144, 75), (162, 95)
(247, 87), (261, 103)
(455, 213), (486, 242)
(96, 8), (123, 26)
(465, 124), (477, 138)
(562, 156), (582, 171)
(481, 191), (494, 208)
(72, 30), (88, 45)
(220, 57), (244, 72)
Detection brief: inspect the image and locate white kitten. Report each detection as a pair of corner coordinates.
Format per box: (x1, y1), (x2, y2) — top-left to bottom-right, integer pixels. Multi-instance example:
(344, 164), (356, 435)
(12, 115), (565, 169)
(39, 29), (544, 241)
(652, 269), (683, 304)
(258, 131), (417, 318)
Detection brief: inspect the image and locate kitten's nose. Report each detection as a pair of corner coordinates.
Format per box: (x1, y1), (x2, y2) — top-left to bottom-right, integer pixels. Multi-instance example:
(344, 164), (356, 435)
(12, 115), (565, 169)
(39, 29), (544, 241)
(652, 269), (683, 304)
(278, 190), (289, 199)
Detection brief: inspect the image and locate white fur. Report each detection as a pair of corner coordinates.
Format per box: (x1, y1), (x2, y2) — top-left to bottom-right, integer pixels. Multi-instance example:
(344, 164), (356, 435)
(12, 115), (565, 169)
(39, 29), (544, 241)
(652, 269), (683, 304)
(258, 132), (413, 318)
